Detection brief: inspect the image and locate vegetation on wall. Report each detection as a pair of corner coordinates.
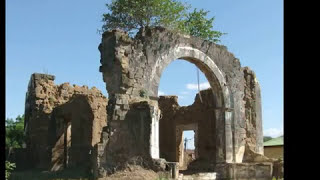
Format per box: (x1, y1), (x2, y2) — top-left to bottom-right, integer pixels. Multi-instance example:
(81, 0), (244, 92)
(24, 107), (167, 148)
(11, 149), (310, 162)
(101, 0), (225, 43)
(178, 8), (225, 43)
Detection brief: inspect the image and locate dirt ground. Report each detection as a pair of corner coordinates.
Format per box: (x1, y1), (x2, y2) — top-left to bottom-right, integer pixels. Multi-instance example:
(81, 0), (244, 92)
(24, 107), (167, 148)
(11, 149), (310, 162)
(98, 165), (167, 180)
(10, 165), (170, 180)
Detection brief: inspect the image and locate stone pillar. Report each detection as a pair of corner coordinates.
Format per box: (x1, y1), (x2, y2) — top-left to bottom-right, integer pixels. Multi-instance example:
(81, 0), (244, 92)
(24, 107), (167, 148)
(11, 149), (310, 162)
(255, 80), (264, 155)
(242, 67), (264, 156)
(150, 106), (160, 159)
(171, 163), (179, 179)
(215, 108), (234, 164)
(225, 110), (234, 163)
(194, 128), (199, 159)
(92, 129), (109, 178)
(175, 127), (183, 165)
(166, 162), (179, 179)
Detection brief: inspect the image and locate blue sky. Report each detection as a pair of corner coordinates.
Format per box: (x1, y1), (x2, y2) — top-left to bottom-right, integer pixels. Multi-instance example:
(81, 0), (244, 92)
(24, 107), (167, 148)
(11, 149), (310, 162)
(6, 0), (283, 147)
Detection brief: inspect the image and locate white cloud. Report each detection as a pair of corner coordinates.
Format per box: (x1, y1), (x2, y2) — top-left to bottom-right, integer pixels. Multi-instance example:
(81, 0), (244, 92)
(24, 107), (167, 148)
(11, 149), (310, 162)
(186, 82), (210, 90)
(158, 90), (165, 96)
(263, 128), (283, 138)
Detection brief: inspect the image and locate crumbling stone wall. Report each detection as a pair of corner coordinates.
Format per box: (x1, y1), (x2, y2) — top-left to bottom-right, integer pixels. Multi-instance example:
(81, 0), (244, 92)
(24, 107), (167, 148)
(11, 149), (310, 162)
(92, 99), (165, 177)
(242, 67), (263, 155)
(159, 85), (266, 172)
(98, 27), (236, 169)
(19, 26), (271, 179)
(95, 26), (269, 179)
(158, 89), (217, 171)
(24, 73), (107, 170)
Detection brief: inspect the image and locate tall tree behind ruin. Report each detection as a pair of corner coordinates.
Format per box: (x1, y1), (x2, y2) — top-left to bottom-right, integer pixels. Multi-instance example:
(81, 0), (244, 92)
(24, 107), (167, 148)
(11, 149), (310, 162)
(5, 115), (25, 149)
(101, 0), (225, 42)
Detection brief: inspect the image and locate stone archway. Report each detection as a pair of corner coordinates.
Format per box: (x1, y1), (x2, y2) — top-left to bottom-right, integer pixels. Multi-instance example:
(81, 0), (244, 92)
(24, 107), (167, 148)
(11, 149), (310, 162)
(96, 27), (270, 179)
(149, 46), (233, 164)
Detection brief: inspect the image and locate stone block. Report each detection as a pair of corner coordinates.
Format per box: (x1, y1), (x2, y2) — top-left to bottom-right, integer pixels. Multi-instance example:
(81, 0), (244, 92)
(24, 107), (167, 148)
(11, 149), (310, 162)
(123, 104), (130, 110)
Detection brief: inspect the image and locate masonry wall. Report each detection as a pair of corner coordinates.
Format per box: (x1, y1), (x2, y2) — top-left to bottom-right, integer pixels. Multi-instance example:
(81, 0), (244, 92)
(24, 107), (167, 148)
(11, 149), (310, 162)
(98, 27), (260, 166)
(158, 88), (216, 169)
(159, 84), (266, 171)
(18, 26), (268, 179)
(97, 27), (267, 177)
(24, 73), (107, 170)
(242, 67), (264, 155)
(92, 99), (167, 177)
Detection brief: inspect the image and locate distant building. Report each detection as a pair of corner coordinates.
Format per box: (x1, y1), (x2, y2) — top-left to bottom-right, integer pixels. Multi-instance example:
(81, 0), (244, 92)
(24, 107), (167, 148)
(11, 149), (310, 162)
(263, 136), (283, 159)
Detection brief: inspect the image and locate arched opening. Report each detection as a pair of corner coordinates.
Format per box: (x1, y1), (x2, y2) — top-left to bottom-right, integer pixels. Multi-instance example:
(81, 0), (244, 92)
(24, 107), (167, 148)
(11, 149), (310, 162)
(158, 59), (209, 106)
(158, 59), (214, 172)
(158, 60), (218, 173)
(152, 46), (233, 173)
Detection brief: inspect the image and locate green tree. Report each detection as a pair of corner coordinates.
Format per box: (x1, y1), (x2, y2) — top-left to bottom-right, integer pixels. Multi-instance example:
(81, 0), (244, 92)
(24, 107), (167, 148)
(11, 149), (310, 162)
(179, 9), (225, 43)
(263, 136), (273, 142)
(101, 0), (224, 42)
(6, 115), (25, 148)
(102, 0), (188, 33)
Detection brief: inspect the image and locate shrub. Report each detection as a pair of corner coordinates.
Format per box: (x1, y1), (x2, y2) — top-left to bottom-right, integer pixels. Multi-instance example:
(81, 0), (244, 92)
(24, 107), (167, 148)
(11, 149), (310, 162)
(5, 161), (16, 180)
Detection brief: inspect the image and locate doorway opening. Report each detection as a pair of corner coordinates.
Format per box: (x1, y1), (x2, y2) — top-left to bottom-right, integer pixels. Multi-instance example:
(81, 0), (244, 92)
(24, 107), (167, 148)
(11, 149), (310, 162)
(180, 130), (196, 170)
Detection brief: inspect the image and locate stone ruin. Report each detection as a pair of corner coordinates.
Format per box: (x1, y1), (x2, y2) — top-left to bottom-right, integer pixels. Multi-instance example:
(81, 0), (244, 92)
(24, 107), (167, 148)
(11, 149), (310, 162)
(18, 27), (274, 179)
(23, 74), (107, 171)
